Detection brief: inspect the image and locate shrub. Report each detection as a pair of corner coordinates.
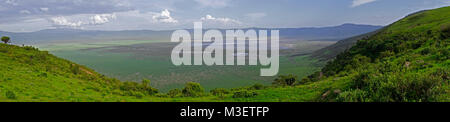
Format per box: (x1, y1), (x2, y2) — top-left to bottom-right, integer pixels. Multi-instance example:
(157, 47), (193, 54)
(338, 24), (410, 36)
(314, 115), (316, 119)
(232, 90), (258, 98)
(344, 69), (446, 102)
(5, 90), (16, 99)
(298, 77), (311, 85)
(141, 79), (158, 95)
(23, 46), (37, 51)
(70, 64), (81, 75)
(182, 82), (204, 97)
(167, 88), (182, 98)
(145, 87), (158, 95)
(120, 80), (158, 96)
(336, 89), (369, 102)
(380, 51), (395, 58)
(39, 72), (48, 77)
(210, 88), (230, 96)
(141, 79), (150, 87)
(273, 74), (297, 86)
(120, 81), (139, 91)
(440, 23), (450, 39)
(135, 92), (145, 99)
(249, 83), (265, 90)
(420, 47), (431, 55)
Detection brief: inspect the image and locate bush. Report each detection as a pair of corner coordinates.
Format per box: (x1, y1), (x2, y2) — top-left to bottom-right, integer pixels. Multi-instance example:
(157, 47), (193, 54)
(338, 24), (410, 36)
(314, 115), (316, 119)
(141, 79), (158, 95)
(249, 83), (265, 90)
(210, 88), (230, 96)
(344, 69), (447, 102)
(167, 88), (182, 97)
(70, 64), (81, 75)
(440, 23), (450, 39)
(145, 87), (159, 95)
(380, 51), (395, 58)
(182, 82), (204, 97)
(273, 74), (297, 86)
(5, 90), (16, 99)
(120, 80), (158, 96)
(135, 92), (145, 99)
(336, 89), (370, 102)
(120, 81), (140, 91)
(23, 46), (37, 51)
(232, 90), (258, 98)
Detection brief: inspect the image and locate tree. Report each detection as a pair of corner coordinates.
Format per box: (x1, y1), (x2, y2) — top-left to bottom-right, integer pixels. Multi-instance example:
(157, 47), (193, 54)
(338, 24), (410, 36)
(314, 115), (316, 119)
(167, 88), (182, 97)
(273, 74), (298, 86)
(141, 79), (151, 88)
(1, 36), (10, 44)
(182, 82), (204, 97)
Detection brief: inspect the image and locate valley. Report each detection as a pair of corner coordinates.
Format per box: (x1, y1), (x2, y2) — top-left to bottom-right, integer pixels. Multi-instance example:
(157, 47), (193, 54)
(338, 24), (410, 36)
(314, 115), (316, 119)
(37, 39), (332, 92)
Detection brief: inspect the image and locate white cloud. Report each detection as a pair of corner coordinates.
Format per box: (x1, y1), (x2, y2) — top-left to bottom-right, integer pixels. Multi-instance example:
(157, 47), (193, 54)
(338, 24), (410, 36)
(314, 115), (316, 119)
(200, 14), (241, 24)
(40, 7), (49, 12)
(5, 0), (18, 6)
(50, 13), (117, 28)
(19, 10), (31, 14)
(50, 17), (83, 28)
(90, 14), (117, 25)
(351, 0), (377, 7)
(195, 0), (231, 8)
(152, 9), (178, 23)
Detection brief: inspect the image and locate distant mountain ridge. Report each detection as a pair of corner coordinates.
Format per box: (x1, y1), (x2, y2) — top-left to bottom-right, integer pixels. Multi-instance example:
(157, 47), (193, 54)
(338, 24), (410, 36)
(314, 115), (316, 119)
(0, 23), (382, 45)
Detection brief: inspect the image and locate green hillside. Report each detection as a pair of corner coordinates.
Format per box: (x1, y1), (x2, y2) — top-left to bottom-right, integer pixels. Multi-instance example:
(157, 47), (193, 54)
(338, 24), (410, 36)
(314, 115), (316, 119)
(303, 6), (450, 102)
(0, 44), (164, 101)
(0, 6), (449, 102)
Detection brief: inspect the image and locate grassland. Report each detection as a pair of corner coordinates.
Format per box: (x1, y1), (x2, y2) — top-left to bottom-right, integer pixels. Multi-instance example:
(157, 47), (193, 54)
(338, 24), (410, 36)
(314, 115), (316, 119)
(37, 40), (330, 92)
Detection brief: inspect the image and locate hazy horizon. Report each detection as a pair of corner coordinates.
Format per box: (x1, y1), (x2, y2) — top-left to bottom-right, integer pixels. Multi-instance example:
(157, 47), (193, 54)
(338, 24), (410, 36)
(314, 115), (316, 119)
(1, 23), (384, 33)
(0, 0), (448, 32)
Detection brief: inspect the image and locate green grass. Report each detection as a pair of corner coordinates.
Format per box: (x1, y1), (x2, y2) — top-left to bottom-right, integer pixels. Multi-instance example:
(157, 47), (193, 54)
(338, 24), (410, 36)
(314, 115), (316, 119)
(303, 6), (450, 102)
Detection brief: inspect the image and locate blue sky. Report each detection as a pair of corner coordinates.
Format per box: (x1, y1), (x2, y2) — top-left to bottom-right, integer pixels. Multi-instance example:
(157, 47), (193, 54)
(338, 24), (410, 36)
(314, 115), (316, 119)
(0, 0), (448, 32)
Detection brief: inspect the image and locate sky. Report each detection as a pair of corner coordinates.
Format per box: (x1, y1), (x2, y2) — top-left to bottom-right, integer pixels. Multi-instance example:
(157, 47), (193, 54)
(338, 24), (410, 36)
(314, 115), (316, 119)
(0, 0), (449, 32)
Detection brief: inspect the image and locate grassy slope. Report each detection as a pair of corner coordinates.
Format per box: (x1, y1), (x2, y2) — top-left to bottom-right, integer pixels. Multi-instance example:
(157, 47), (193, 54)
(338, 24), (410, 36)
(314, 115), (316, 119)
(1, 7), (448, 102)
(219, 6), (449, 102)
(215, 6), (449, 102)
(0, 44), (138, 101)
(302, 6), (450, 102)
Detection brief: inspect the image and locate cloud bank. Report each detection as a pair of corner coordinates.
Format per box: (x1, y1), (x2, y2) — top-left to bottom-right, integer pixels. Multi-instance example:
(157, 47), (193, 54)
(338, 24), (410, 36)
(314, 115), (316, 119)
(200, 14), (240, 24)
(351, 0), (377, 7)
(50, 13), (117, 28)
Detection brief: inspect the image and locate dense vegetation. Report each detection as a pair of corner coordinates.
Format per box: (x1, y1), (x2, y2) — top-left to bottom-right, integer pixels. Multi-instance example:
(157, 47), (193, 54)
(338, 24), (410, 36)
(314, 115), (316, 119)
(303, 6), (450, 102)
(0, 7), (448, 102)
